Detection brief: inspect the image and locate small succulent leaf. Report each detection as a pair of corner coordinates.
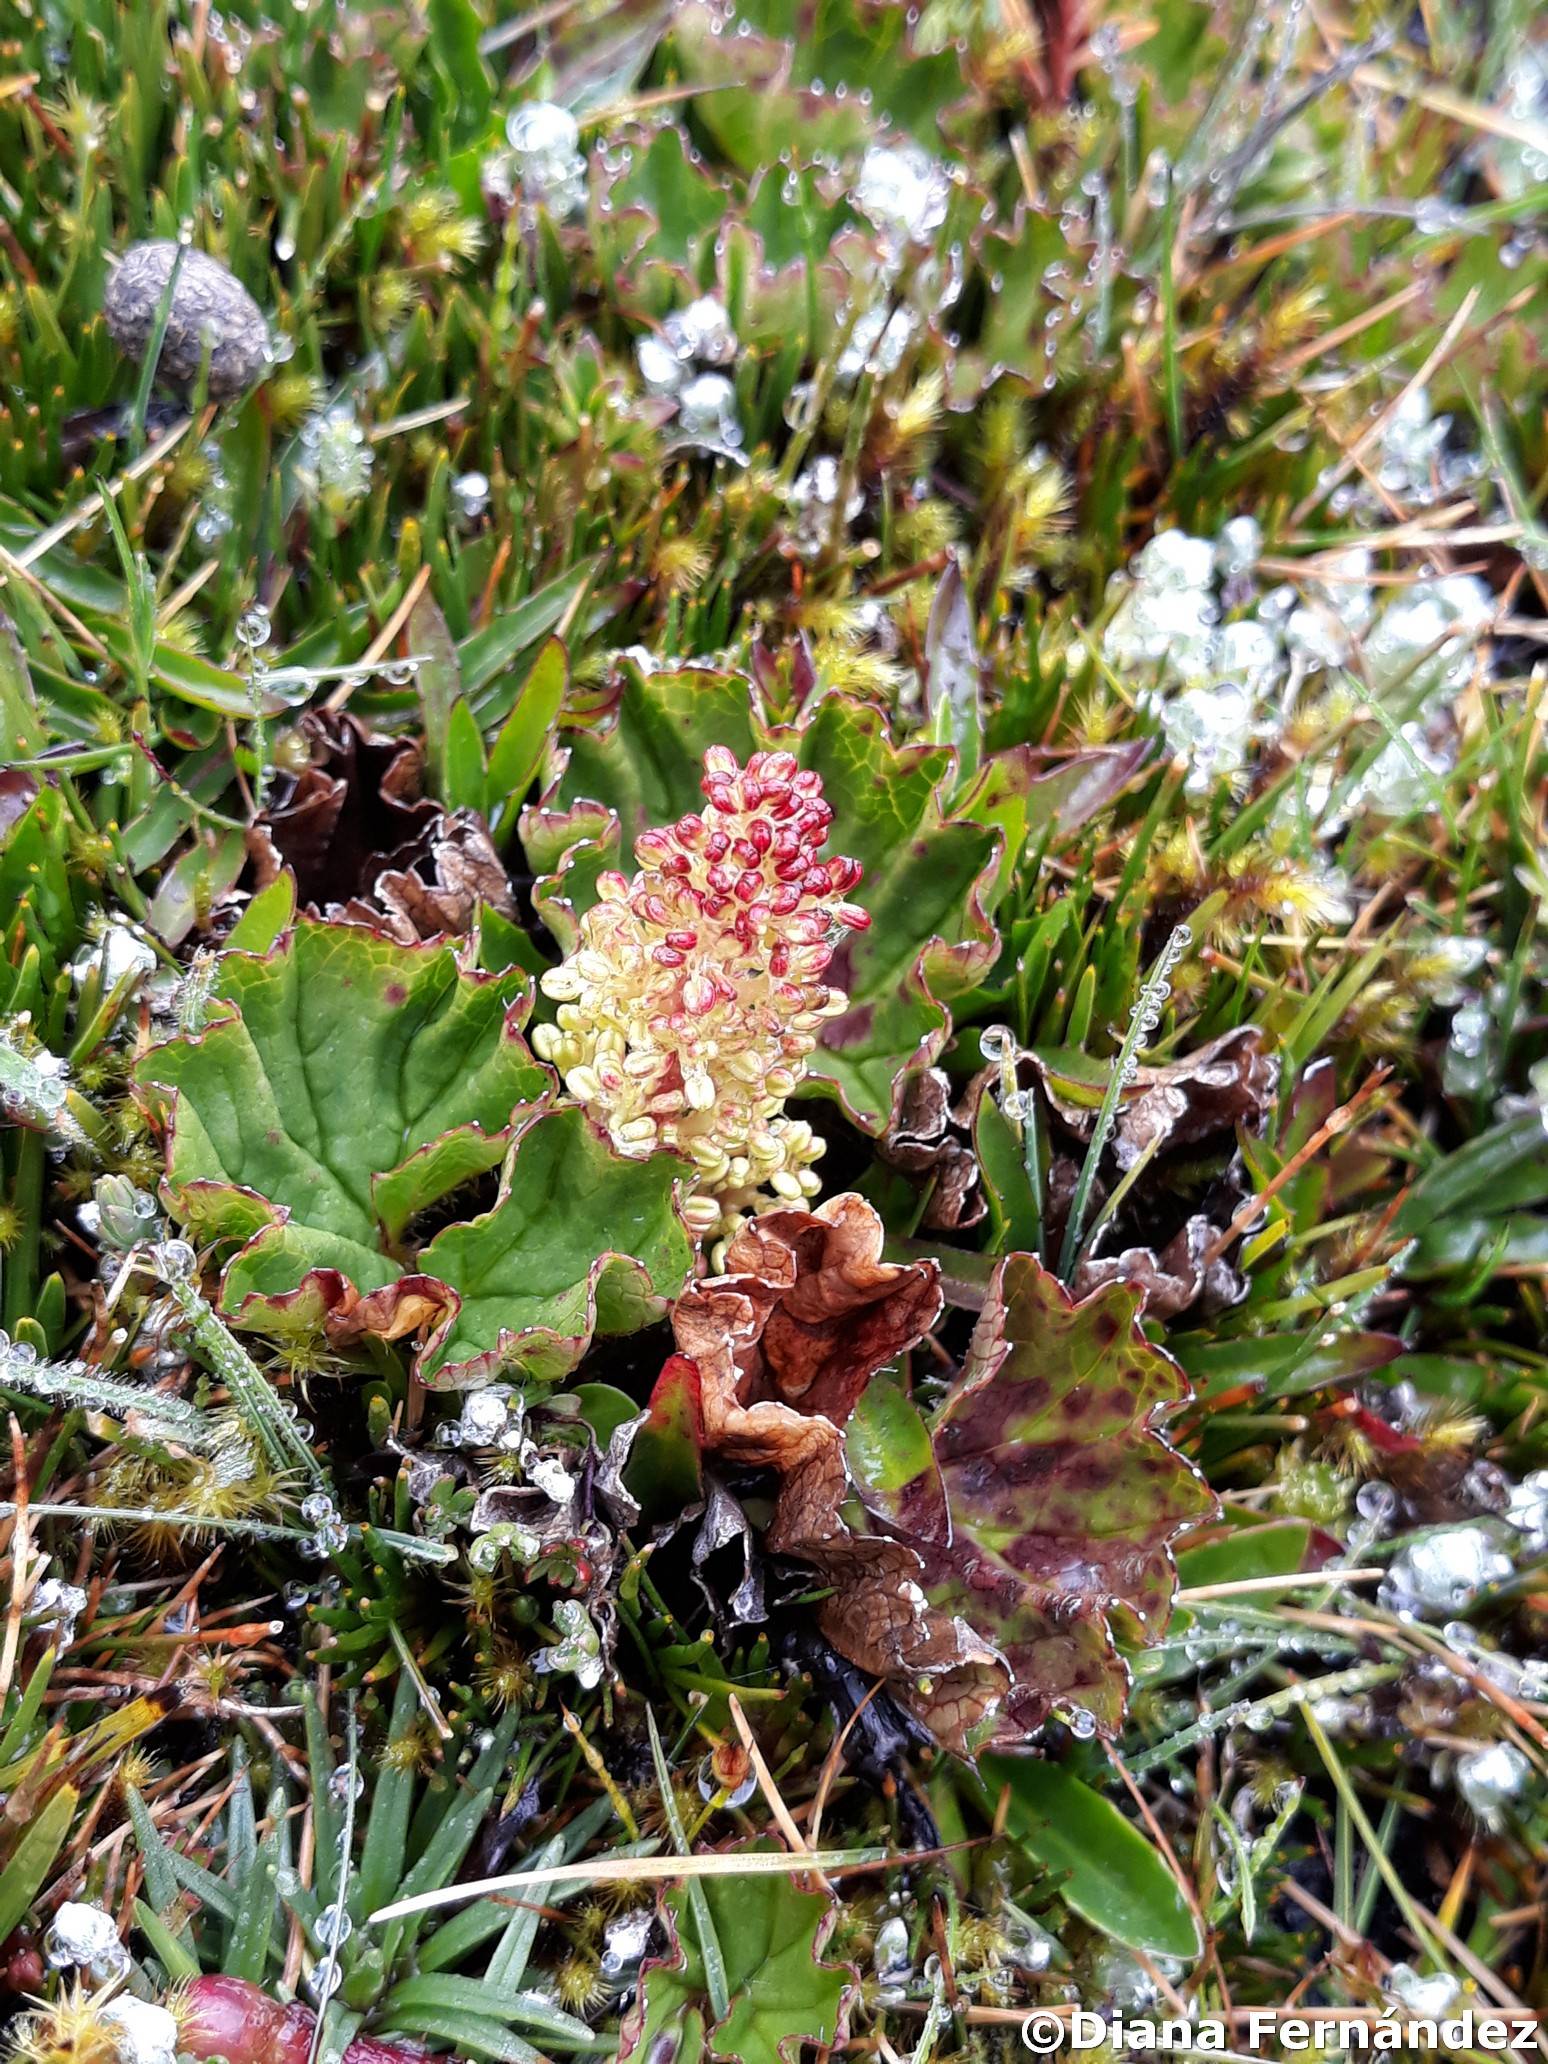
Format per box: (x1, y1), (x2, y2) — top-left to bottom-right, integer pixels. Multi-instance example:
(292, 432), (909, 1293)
(459, 557), (603, 716)
(569, 1380), (643, 1447)
(981, 1754), (1202, 1959)
(0, 785), (79, 986)
(225, 872), (297, 954)
(0, 1782), (77, 1943)
(0, 617), (44, 760)
(789, 695), (999, 1131)
(1175, 1521), (1312, 1591)
(440, 696), (489, 815)
(410, 588), (464, 796)
(629, 1353), (706, 1515)
(136, 919), (548, 1292)
(1176, 1328), (1404, 1406)
(416, 1105), (694, 1385)
(487, 638), (568, 837)
(973, 1087), (1044, 1256)
(621, 1847), (853, 2064)
(845, 1371), (947, 1542)
(149, 827), (247, 948)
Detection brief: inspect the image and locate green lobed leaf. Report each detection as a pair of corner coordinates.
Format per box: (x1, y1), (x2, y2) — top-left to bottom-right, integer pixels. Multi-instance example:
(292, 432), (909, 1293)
(790, 695), (999, 1131)
(609, 123), (730, 265)
(549, 664), (759, 859)
(136, 919), (549, 1316)
(620, 1845), (853, 2064)
(417, 1104), (694, 1385)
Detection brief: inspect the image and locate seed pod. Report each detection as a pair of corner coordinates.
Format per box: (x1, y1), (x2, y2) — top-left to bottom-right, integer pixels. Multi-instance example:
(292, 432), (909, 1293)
(180, 1976), (429, 2064)
(103, 241), (270, 401)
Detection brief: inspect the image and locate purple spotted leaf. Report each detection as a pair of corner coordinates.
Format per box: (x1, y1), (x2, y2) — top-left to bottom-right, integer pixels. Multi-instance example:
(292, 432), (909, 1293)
(818, 1251), (1213, 1754)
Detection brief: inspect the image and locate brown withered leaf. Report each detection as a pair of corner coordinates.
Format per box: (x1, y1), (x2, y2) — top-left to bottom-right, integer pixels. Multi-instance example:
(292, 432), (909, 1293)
(329, 809), (514, 944)
(249, 711), (427, 901)
(660, 1193), (943, 1554)
(1026, 1025), (1277, 1171)
(876, 1068), (986, 1230)
(246, 710), (514, 941)
(655, 1199), (1208, 1755)
(955, 1026), (1277, 1319)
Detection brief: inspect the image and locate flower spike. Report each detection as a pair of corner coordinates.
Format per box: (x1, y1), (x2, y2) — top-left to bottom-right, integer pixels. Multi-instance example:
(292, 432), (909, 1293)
(534, 749), (868, 1237)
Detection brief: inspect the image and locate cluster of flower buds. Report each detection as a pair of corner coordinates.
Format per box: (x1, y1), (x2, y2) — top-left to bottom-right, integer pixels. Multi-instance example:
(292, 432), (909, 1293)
(534, 748), (868, 1237)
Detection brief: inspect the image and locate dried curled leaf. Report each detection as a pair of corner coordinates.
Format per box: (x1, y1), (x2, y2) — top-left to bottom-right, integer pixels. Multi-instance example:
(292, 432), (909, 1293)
(657, 1208), (1210, 1755)
(1072, 1216), (1244, 1321)
(1026, 1025), (1277, 1170)
(876, 1066), (985, 1230)
(970, 1026), (1279, 1319)
(247, 710), (514, 942)
(221, 1264), (456, 1346)
(656, 1193), (943, 1553)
